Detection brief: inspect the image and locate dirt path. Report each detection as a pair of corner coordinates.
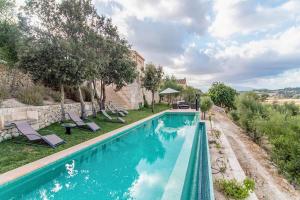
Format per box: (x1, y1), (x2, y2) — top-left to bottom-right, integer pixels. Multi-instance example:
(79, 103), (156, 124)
(211, 107), (300, 200)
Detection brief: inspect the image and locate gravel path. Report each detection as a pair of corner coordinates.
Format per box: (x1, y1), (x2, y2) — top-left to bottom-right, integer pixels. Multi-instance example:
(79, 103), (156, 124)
(211, 107), (300, 200)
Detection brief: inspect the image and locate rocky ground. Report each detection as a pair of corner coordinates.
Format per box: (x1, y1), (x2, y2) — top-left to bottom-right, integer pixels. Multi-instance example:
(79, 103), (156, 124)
(209, 106), (300, 200)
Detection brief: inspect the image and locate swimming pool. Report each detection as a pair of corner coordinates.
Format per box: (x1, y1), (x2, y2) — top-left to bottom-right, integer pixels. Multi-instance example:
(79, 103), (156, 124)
(0, 112), (214, 200)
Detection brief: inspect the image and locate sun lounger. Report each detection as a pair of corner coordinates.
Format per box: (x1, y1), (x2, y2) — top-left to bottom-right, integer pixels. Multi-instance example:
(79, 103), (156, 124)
(106, 104), (126, 117)
(67, 112), (100, 132)
(12, 121), (65, 148)
(101, 110), (125, 123)
(111, 104), (128, 115)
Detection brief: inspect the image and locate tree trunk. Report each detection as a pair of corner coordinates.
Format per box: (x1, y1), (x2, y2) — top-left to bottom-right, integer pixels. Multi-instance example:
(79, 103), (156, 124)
(203, 112), (206, 120)
(101, 81), (106, 110)
(151, 91), (155, 113)
(78, 86), (87, 119)
(93, 80), (102, 110)
(60, 84), (66, 122)
(89, 81), (97, 117)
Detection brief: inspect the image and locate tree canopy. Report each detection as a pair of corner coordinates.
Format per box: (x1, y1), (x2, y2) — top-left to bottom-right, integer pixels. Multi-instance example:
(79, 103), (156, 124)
(200, 96), (213, 119)
(143, 63), (163, 112)
(17, 0), (136, 118)
(208, 82), (237, 110)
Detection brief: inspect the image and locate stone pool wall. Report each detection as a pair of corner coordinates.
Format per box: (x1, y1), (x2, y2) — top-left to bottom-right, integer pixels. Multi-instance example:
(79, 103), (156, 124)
(0, 102), (98, 142)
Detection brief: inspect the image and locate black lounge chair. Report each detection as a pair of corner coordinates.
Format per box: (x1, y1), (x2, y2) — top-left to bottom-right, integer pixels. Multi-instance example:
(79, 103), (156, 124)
(12, 121), (65, 148)
(101, 110), (125, 123)
(178, 101), (190, 109)
(111, 104), (128, 115)
(106, 104), (126, 117)
(67, 112), (100, 132)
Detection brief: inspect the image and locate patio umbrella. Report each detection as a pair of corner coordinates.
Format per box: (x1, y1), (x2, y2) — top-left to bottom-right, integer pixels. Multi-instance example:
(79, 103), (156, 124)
(159, 88), (180, 104)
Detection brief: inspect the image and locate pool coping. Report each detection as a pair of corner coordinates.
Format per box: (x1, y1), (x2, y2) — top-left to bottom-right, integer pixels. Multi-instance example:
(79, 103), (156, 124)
(0, 109), (198, 186)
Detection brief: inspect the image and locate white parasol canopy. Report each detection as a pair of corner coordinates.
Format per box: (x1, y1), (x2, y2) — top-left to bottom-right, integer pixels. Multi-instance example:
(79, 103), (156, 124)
(159, 88), (180, 95)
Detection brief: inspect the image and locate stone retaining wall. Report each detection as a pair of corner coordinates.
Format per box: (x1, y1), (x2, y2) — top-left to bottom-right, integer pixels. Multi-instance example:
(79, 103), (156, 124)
(0, 65), (33, 91)
(0, 102), (97, 143)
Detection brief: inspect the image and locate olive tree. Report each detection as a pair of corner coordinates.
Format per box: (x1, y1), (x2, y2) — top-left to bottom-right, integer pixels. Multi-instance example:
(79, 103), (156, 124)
(143, 64), (163, 113)
(200, 96), (213, 120)
(208, 82), (237, 110)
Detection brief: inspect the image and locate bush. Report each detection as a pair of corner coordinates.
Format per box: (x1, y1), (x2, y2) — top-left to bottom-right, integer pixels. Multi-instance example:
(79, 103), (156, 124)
(215, 178), (255, 200)
(235, 92), (266, 132)
(200, 96), (213, 119)
(273, 102), (299, 116)
(16, 86), (44, 106)
(229, 110), (239, 121)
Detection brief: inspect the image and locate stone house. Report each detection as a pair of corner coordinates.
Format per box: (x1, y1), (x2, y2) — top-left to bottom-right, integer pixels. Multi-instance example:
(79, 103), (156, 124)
(176, 78), (187, 89)
(105, 50), (159, 109)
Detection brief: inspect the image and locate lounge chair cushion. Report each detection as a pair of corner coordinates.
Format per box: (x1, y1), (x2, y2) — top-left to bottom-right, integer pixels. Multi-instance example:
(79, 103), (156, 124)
(14, 121), (41, 141)
(118, 112), (126, 117)
(118, 117), (125, 123)
(43, 134), (65, 148)
(86, 122), (101, 132)
(120, 109), (128, 115)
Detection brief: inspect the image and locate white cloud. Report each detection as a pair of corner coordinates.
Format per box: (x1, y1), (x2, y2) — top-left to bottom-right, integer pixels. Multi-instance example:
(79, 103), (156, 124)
(209, 0), (300, 38)
(242, 69), (300, 89)
(170, 25), (300, 89)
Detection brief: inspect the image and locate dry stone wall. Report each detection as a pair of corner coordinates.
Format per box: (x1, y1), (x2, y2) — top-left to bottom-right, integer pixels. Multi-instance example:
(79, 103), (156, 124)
(0, 65), (33, 91)
(0, 102), (97, 143)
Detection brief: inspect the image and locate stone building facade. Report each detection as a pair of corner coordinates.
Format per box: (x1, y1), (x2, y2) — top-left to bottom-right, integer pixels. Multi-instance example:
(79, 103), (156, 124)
(105, 50), (159, 109)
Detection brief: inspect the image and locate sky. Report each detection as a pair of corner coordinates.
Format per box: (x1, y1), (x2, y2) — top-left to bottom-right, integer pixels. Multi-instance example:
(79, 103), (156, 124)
(17, 0), (300, 91)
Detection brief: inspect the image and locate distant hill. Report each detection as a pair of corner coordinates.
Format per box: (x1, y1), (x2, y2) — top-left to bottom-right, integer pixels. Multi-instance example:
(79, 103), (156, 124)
(251, 87), (300, 98)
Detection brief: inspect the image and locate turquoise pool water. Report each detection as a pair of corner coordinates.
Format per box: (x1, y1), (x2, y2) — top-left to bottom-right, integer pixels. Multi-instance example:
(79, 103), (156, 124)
(0, 113), (213, 200)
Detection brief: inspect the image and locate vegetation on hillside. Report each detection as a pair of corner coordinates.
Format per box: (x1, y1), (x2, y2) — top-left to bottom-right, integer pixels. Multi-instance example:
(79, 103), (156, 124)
(253, 87), (300, 99)
(230, 92), (300, 185)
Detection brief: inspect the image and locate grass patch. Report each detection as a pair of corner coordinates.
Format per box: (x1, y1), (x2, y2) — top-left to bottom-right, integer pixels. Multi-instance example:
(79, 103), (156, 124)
(0, 103), (169, 174)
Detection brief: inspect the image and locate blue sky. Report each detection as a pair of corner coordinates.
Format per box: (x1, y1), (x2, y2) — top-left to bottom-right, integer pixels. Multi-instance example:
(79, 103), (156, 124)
(18, 0), (300, 91)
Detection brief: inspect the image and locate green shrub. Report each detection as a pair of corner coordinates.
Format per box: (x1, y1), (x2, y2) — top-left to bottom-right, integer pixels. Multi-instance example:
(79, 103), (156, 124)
(235, 92), (267, 132)
(200, 96), (213, 119)
(229, 110), (239, 121)
(273, 102), (299, 116)
(16, 86), (44, 106)
(215, 178), (255, 200)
